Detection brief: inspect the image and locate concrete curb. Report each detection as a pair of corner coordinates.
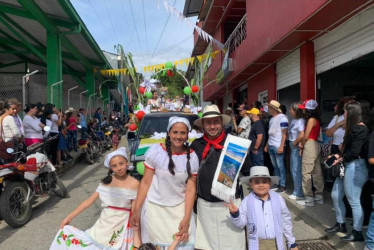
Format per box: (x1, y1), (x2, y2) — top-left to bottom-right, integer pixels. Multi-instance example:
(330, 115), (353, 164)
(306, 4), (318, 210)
(282, 194), (365, 250)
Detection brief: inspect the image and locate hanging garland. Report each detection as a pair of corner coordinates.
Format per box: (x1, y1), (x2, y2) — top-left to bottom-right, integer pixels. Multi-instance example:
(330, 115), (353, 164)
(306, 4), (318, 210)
(98, 50), (221, 76)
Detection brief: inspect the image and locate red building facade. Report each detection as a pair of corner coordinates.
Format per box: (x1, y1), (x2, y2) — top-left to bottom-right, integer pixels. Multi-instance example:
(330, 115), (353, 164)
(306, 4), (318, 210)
(185, 0), (374, 119)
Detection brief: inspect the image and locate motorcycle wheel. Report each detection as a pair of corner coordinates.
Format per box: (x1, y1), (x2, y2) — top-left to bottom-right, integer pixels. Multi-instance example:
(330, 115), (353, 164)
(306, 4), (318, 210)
(50, 172), (67, 198)
(0, 182), (32, 227)
(86, 149), (95, 165)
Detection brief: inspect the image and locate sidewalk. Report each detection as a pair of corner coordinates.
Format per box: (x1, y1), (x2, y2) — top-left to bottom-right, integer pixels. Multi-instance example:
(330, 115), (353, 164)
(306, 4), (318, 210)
(56, 135), (129, 175)
(281, 176), (367, 250)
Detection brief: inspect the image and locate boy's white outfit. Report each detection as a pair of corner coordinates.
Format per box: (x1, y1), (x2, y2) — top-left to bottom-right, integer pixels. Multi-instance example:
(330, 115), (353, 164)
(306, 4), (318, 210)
(232, 167), (296, 250)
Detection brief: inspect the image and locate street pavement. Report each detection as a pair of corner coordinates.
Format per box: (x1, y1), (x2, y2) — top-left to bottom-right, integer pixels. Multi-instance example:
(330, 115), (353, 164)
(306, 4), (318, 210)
(0, 137), (331, 250)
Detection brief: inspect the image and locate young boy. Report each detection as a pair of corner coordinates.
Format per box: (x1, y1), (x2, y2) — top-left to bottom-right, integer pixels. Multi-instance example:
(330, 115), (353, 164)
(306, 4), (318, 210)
(226, 166), (298, 250)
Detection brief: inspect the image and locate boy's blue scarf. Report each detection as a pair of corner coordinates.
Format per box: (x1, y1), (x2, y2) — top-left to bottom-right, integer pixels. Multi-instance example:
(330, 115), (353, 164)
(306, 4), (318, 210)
(246, 190), (284, 250)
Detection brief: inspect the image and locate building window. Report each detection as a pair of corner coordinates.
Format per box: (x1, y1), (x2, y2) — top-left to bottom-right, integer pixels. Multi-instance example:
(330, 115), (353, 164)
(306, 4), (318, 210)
(258, 90), (268, 104)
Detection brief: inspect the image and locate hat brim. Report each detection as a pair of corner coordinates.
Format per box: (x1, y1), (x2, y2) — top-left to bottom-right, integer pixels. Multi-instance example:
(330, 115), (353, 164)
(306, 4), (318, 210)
(240, 175), (280, 186)
(194, 114), (231, 128)
(268, 104), (282, 113)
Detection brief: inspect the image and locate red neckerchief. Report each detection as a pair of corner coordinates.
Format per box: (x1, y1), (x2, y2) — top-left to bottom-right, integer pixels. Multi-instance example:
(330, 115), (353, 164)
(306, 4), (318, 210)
(202, 131), (225, 160)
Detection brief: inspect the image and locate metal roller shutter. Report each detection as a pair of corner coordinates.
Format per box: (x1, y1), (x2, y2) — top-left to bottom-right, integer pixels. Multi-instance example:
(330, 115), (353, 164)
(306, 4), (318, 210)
(314, 6), (374, 74)
(276, 48), (300, 90)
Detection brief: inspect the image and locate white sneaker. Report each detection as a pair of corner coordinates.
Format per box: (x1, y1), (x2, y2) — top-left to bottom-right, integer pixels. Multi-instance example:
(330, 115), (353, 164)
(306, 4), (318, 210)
(289, 194), (304, 200)
(296, 197), (315, 207)
(289, 194), (297, 200)
(314, 195), (324, 205)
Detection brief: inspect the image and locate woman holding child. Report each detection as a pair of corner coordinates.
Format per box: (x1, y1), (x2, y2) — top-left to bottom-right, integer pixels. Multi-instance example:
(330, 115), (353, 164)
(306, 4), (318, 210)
(130, 117), (199, 249)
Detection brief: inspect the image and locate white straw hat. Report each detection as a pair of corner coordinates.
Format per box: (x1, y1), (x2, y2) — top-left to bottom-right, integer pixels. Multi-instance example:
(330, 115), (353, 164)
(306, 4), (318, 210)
(194, 105), (231, 128)
(240, 166), (280, 186)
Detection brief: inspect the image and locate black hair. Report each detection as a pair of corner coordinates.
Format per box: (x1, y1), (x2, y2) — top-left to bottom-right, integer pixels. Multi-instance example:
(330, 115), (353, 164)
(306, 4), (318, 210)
(165, 135), (175, 175)
(165, 136), (192, 182)
(280, 104), (287, 115)
(138, 243), (156, 250)
(303, 106), (320, 122)
(79, 108), (85, 112)
(24, 103), (36, 113)
(368, 107), (374, 132)
(343, 102), (363, 149)
(360, 99), (370, 127)
(335, 96), (355, 116)
(101, 169), (113, 184)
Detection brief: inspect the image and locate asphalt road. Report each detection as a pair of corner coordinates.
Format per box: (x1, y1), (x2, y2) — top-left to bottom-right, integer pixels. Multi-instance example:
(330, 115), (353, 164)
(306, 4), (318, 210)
(0, 142), (326, 249)
(0, 154), (108, 250)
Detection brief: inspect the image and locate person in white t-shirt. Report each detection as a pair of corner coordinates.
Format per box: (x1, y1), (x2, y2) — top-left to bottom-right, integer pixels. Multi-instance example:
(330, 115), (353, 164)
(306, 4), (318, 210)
(288, 102), (305, 200)
(264, 100), (289, 193)
(233, 104), (251, 138)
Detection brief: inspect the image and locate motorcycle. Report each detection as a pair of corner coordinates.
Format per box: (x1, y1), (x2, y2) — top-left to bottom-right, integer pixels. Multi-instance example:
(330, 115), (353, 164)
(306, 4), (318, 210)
(0, 133), (67, 227)
(77, 125), (102, 164)
(101, 125), (113, 150)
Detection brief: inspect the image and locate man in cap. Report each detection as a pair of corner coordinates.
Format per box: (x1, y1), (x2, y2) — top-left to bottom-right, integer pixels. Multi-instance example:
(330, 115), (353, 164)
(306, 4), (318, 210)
(233, 104), (251, 139)
(248, 108), (266, 166)
(264, 100), (289, 193)
(191, 104), (246, 250)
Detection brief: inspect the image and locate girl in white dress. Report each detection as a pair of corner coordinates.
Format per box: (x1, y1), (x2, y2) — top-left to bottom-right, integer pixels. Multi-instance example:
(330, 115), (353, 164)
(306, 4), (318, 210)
(130, 117), (199, 249)
(50, 147), (139, 250)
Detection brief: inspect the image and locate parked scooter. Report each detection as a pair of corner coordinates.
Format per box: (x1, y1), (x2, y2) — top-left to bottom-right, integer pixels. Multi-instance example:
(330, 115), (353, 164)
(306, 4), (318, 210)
(0, 130), (67, 227)
(77, 125), (101, 164)
(101, 124), (113, 150)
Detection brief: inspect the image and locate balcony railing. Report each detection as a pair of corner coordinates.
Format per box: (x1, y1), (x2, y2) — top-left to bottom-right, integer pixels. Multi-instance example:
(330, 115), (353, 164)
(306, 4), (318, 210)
(225, 14), (247, 56)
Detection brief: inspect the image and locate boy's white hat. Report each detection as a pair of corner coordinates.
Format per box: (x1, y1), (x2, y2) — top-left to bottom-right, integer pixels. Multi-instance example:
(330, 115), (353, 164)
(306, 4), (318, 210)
(241, 166), (280, 186)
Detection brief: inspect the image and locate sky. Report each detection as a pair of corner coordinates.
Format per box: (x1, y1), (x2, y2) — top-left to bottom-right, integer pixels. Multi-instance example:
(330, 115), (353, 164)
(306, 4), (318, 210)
(71, 0), (198, 76)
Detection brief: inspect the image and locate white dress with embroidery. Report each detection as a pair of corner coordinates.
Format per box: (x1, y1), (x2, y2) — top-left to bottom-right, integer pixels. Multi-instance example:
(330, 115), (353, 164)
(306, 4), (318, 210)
(142, 143), (199, 250)
(50, 184), (137, 250)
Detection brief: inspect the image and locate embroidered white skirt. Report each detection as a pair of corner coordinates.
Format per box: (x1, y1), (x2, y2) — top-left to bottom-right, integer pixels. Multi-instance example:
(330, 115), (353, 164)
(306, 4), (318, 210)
(140, 198), (195, 249)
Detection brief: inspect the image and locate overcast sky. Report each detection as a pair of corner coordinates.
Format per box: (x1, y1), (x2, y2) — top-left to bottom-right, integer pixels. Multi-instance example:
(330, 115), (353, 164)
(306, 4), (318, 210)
(71, 0), (197, 75)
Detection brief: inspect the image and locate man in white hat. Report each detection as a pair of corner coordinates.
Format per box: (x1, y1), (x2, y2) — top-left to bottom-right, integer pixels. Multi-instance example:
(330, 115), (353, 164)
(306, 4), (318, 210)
(264, 100), (289, 193)
(191, 104), (246, 250)
(226, 166), (298, 250)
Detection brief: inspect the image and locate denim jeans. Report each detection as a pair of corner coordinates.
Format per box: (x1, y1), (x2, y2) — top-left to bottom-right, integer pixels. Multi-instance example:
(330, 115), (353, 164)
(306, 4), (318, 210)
(366, 199), (374, 250)
(68, 130), (77, 150)
(250, 148), (264, 166)
(289, 142), (304, 197)
(331, 159), (368, 231)
(80, 127), (87, 139)
(268, 145), (286, 187)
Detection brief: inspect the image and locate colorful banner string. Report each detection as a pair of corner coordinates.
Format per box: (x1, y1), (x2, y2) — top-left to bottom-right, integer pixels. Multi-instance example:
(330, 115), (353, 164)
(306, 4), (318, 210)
(99, 50), (221, 76)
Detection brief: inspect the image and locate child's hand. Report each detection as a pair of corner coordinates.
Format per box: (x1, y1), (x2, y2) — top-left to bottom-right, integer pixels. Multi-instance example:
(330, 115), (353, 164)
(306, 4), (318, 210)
(224, 199), (239, 214)
(60, 217), (71, 229)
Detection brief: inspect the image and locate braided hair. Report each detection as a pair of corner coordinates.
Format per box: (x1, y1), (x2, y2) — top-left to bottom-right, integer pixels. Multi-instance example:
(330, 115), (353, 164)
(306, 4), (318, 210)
(165, 135), (175, 175)
(164, 135), (193, 182)
(101, 169), (113, 184)
(184, 141), (192, 183)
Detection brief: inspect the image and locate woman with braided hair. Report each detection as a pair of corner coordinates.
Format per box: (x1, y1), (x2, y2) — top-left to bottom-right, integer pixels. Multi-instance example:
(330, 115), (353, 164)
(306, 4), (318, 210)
(130, 117), (199, 249)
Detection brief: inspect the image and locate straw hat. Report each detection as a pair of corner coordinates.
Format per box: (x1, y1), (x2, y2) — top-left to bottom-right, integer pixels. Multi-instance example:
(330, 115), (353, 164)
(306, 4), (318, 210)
(65, 107), (75, 113)
(268, 100), (282, 113)
(241, 166), (280, 186)
(194, 104), (231, 128)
